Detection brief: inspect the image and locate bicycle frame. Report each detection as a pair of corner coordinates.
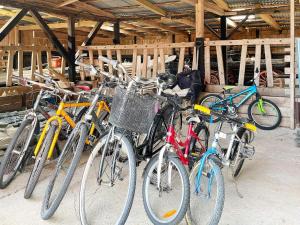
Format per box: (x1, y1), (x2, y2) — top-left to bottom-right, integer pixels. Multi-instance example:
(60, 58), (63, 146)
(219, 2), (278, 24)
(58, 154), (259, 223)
(34, 95), (110, 159)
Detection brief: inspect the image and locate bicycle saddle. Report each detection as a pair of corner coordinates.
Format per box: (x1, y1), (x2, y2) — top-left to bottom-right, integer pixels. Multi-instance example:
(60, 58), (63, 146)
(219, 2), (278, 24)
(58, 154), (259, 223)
(75, 85), (91, 91)
(223, 86), (234, 93)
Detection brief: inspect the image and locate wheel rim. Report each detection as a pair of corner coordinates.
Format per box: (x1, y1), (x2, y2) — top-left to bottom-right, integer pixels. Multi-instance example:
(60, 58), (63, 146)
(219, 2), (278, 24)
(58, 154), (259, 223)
(2, 124), (32, 184)
(80, 135), (133, 224)
(144, 157), (184, 223)
(201, 96), (224, 121)
(251, 101), (279, 128)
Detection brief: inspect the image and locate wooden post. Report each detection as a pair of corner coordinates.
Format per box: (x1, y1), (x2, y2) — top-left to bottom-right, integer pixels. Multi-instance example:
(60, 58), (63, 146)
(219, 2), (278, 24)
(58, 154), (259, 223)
(142, 48), (148, 78)
(18, 45), (23, 79)
(204, 40), (211, 84)
(31, 48), (37, 80)
(6, 50), (14, 87)
(89, 49), (94, 80)
(195, 0), (205, 77)
(67, 17), (76, 82)
(159, 48), (165, 73)
(238, 44), (248, 86)
(254, 44), (261, 86)
(178, 47), (185, 73)
(132, 49), (137, 76)
(107, 49), (113, 73)
(152, 48), (158, 77)
(37, 50), (43, 81)
(216, 45), (225, 85)
(264, 44), (273, 87)
(98, 50), (104, 71)
(290, 0), (295, 129)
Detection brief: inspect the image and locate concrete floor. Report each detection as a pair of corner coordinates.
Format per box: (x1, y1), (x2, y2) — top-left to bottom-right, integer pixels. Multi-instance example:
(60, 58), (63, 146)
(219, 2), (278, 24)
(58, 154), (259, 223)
(0, 127), (299, 225)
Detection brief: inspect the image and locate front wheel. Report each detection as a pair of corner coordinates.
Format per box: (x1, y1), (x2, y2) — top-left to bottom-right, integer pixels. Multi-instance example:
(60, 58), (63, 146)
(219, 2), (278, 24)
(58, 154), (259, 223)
(248, 98), (282, 130)
(186, 158), (225, 225)
(199, 94), (225, 123)
(142, 153), (190, 225)
(80, 130), (136, 225)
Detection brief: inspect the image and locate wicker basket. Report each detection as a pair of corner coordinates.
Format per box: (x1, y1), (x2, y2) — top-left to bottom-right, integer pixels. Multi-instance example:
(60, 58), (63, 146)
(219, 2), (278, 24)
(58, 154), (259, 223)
(109, 87), (158, 134)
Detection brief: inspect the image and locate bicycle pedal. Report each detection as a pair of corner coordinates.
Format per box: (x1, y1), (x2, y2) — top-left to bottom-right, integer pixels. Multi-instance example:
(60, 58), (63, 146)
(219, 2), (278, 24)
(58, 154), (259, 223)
(87, 135), (97, 145)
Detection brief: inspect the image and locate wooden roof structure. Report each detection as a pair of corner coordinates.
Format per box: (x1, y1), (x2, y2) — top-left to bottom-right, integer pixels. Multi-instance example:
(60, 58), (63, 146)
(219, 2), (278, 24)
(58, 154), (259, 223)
(0, 0), (299, 38)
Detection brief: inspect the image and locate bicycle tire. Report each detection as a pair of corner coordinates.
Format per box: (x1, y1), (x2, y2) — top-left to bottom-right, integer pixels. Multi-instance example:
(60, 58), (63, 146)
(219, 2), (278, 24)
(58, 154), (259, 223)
(0, 118), (36, 188)
(41, 123), (88, 220)
(24, 123), (57, 199)
(231, 128), (247, 178)
(248, 98), (282, 130)
(186, 158), (224, 225)
(199, 94), (224, 123)
(142, 153), (190, 225)
(80, 131), (136, 225)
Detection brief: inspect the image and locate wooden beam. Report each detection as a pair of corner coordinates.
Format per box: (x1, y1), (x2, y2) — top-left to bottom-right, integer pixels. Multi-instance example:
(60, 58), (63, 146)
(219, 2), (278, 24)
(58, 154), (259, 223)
(58, 0), (80, 7)
(161, 17), (195, 28)
(0, 9), (28, 42)
(74, 1), (115, 18)
(121, 22), (161, 35)
(0, 9), (36, 23)
(290, 0), (295, 129)
(135, 0), (167, 16)
(139, 20), (187, 35)
(181, 0), (225, 16)
(212, 0), (230, 11)
(258, 14), (281, 30)
(195, 0), (204, 37)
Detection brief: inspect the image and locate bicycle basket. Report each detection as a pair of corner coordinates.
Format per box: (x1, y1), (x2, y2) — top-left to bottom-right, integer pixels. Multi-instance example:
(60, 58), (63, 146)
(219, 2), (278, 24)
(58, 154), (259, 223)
(109, 86), (158, 134)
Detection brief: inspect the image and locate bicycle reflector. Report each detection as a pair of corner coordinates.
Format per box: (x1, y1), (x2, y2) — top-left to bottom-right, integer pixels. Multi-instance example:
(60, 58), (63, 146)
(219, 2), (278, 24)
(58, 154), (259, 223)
(244, 123), (257, 132)
(194, 104), (211, 115)
(163, 209), (177, 218)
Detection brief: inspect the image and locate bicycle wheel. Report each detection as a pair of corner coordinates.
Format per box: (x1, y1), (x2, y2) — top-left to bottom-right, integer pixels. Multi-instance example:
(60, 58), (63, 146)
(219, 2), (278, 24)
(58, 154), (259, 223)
(41, 123), (88, 220)
(230, 128), (248, 178)
(80, 131), (136, 225)
(199, 94), (225, 123)
(142, 152), (190, 225)
(0, 118), (36, 188)
(248, 98), (282, 130)
(24, 123), (57, 199)
(186, 158), (224, 225)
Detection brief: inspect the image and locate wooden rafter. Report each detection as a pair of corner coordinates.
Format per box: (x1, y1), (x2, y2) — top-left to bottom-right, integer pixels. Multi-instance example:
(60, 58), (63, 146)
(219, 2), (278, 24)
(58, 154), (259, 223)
(212, 0), (230, 11)
(181, 0), (224, 16)
(258, 14), (281, 30)
(58, 0), (80, 8)
(73, 1), (115, 18)
(135, 0), (167, 16)
(160, 17), (195, 28)
(139, 20), (187, 35)
(0, 9), (36, 23)
(121, 22), (163, 36)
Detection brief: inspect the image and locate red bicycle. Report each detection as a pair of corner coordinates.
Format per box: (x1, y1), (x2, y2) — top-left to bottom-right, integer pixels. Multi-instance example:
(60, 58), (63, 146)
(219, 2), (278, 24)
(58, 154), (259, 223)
(142, 96), (209, 225)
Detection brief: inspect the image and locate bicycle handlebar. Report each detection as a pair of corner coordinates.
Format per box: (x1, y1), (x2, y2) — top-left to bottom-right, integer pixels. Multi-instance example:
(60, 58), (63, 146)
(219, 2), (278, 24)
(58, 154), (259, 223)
(194, 104), (257, 131)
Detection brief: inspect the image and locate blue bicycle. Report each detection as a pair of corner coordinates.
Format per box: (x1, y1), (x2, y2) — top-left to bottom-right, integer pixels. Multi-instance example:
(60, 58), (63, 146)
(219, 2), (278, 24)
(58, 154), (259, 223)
(186, 105), (256, 225)
(199, 69), (282, 130)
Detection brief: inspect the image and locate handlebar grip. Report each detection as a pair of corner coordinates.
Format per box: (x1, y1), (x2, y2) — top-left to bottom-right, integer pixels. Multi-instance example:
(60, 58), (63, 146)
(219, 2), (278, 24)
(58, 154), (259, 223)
(194, 104), (211, 115)
(98, 56), (118, 68)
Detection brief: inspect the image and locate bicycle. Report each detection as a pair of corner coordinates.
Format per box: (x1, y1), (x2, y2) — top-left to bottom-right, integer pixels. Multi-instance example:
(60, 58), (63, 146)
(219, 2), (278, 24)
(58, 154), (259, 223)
(23, 72), (109, 199)
(142, 95), (209, 225)
(0, 76), (59, 189)
(40, 56), (113, 220)
(79, 56), (180, 225)
(185, 105), (256, 225)
(199, 68), (281, 130)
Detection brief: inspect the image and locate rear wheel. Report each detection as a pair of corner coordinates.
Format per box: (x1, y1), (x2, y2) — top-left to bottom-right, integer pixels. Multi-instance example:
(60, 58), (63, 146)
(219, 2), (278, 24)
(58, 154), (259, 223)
(80, 131), (136, 225)
(248, 98), (281, 130)
(186, 158), (224, 225)
(199, 94), (225, 123)
(142, 153), (190, 225)
(24, 123), (57, 199)
(0, 118), (36, 188)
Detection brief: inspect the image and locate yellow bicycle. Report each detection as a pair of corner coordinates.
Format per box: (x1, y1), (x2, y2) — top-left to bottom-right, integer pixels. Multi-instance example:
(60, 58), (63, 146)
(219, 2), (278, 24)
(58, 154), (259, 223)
(24, 73), (110, 199)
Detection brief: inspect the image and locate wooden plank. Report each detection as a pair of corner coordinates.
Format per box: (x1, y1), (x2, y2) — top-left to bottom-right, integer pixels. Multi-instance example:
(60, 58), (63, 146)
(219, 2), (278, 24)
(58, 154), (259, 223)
(78, 49), (85, 80)
(204, 44), (211, 84)
(152, 48), (158, 77)
(132, 49), (137, 76)
(290, 0), (295, 129)
(264, 44), (273, 87)
(192, 47), (197, 70)
(116, 49), (122, 63)
(142, 48), (148, 78)
(97, 50), (104, 71)
(37, 51), (43, 82)
(254, 44), (261, 86)
(18, 50), (23, 78)
(135, 0), (166, 16)
(238, 44), (248, 86)
(31, 50), (37, 80)
(136, 55), (142, 77)
(107, 49), (113, 74)
(60, 56), (66, 75)
(6, 50), (14, 87)
(216, 45), (225, 85)
(195, 0), (205, 38)
(208, 38), (290, 46)
(89, 49), (94, 80)
(177, 47), (185, 73)
(159, 48), (165, 73)
(46, 49), (52, 69)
